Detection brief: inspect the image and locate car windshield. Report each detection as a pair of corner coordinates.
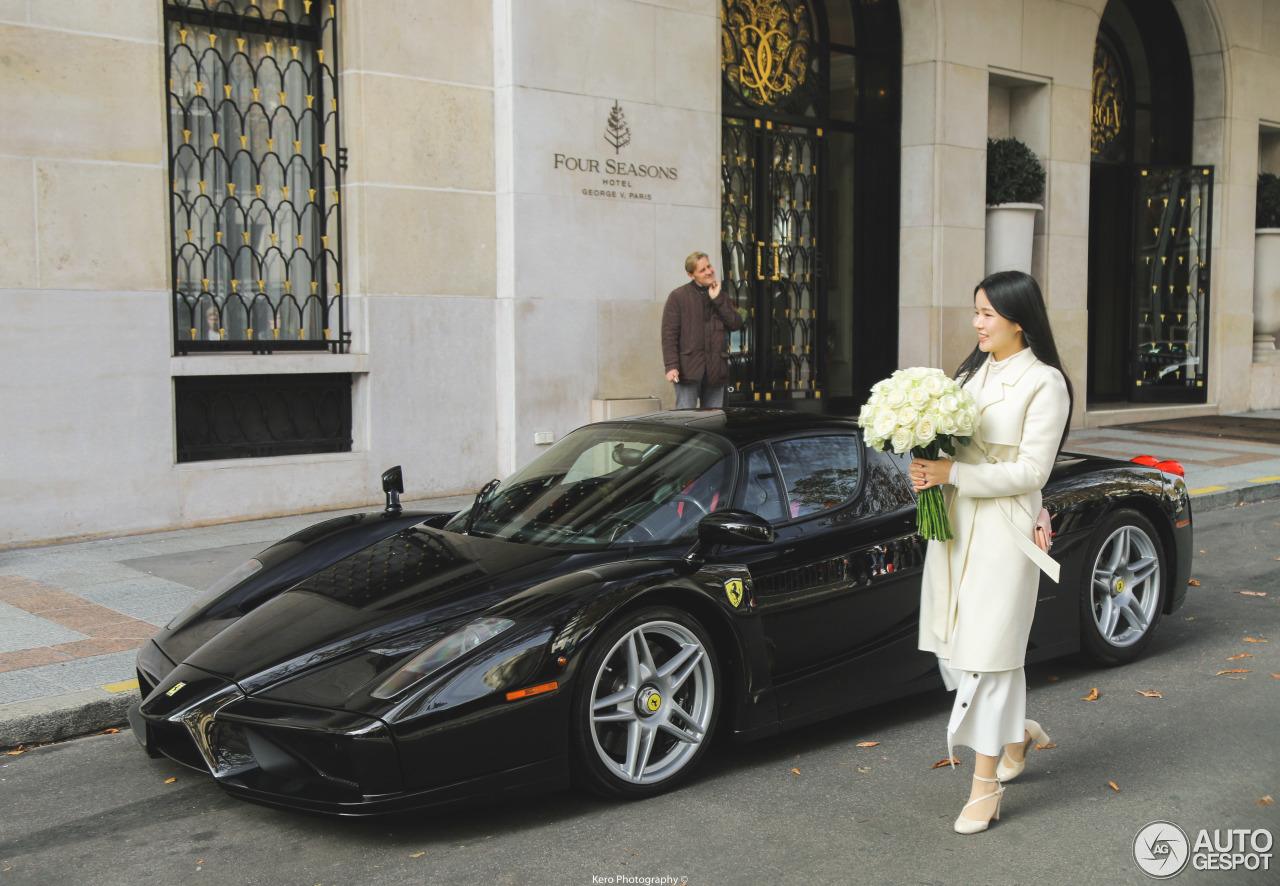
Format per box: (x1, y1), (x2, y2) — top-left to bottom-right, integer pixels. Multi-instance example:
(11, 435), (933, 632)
(444, 424), (735, 548)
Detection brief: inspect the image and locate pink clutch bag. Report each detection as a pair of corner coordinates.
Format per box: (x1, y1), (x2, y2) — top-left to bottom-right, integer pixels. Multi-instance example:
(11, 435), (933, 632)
(1033, 508), (1052, 552)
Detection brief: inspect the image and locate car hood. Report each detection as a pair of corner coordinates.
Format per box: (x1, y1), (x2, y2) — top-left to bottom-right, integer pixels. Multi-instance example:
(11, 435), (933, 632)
(167, 525), (573, 689)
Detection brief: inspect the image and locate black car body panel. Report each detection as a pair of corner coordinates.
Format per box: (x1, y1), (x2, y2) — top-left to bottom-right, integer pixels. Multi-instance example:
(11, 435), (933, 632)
(130, 408), (1193, 815)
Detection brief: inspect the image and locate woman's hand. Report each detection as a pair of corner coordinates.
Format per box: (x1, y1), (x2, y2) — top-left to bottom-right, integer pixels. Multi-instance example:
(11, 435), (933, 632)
(910, 456), (953, 491)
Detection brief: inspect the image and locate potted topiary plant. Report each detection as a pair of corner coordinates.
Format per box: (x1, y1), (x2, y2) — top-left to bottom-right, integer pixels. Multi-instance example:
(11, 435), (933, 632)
(985, 137), (1046, 276)
(1254, 172), (1280, 359)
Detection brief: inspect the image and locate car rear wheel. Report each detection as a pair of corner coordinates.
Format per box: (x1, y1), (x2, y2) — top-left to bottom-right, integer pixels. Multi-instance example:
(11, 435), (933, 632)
(1080, 508), (1166, 666)
(571, 607), (720, 799)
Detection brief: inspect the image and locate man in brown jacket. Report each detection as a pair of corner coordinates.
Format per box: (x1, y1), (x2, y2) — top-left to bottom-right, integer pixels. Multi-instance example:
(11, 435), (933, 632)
(662, 252), (745, 408)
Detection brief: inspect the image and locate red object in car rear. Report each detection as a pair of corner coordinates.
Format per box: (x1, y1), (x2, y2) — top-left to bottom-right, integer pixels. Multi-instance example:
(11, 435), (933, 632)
(1130, 455), (1184, 477)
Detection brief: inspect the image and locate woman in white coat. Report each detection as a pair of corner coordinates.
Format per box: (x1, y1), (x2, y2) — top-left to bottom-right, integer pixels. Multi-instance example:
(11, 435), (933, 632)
(910, 270), (1072, 835)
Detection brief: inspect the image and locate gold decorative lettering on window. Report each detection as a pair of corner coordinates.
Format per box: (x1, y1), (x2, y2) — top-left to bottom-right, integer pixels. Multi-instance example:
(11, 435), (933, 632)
(1091, 41), (1125, 157)
(721, 0), (812, 109)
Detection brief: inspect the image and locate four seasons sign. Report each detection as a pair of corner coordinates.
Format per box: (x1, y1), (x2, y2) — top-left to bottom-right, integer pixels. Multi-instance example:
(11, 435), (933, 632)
(551, 101), (679, 202)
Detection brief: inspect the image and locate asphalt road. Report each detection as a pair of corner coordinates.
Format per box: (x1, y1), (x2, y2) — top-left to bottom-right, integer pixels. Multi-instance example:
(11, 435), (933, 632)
(2, 501), (1277, 886)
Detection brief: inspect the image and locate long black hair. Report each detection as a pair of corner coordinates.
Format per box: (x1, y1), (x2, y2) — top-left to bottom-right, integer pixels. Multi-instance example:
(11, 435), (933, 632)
(956, 270), (1074, 454)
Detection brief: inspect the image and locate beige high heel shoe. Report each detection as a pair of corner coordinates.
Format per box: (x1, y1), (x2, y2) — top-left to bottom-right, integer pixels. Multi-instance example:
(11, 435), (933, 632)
(996, 719), (1051, 782)
(954, 774), (1004, 835)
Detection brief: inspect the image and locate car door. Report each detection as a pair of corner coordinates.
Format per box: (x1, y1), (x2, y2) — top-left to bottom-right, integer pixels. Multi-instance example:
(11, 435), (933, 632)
(728, 433), (933, 726)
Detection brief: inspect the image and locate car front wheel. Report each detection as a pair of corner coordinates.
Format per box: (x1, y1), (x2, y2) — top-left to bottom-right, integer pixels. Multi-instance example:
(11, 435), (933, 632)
(571, 607), (720, 799)
(1080, 508), (1167, 666)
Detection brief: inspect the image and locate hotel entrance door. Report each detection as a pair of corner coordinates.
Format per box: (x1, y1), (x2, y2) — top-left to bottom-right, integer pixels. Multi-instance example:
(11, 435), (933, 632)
(721, 119), (823, 403)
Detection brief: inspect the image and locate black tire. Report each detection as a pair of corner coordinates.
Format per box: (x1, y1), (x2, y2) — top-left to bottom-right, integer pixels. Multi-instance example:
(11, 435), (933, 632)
(1079, 507), (1167, 666)
(570, 606), (720, 799)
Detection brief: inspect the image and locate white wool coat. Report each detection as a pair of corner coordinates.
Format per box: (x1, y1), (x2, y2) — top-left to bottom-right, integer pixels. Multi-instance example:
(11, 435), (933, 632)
(917, 349), (1071, 673)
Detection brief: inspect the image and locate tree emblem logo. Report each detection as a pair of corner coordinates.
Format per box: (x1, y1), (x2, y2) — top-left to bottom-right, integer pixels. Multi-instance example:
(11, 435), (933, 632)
(604, 101), (631, 154)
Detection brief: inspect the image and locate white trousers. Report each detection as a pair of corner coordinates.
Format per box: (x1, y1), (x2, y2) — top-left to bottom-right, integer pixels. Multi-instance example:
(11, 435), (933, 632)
(937, 658), (1026, 761)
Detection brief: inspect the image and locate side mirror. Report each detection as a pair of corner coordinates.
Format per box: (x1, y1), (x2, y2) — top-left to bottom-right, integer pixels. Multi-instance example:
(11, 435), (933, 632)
(697, 509), (775, 546)
(381, 465), (404, 514)
(612, 444), (643, 467)
(679, 509), (774, 573)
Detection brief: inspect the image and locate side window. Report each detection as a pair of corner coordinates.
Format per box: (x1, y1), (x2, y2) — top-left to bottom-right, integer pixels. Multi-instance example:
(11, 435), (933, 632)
(738, 446), (787, 523)
(772, 435), (861, 518)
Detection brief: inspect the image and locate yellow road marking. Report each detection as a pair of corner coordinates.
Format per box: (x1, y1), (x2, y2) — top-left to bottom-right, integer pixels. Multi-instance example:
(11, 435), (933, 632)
(103, 679), (139, 693)
(1188, 486), (1226, 495)
(1248, 476), (1280, 483)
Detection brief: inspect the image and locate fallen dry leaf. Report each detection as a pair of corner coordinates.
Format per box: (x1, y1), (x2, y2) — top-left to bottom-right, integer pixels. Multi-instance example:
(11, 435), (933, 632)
(1047, 675), (1060, 681)
(164, 777), (177, 784)
(931, 756), (961, 769)
(1272, 674), (1280, 679)
(1260, 796), (1275, 807)
(1239, 591), (1267, 597)
(1215, 669), (1252, 676)
(409, 852), (425, 858)
(1083, 687), (1100, 701)
(1188, 579), (1201, 586)
(5, 747), (25, 756)
(97, 728), (119, 735)
(791, 768), (801, 775)
(1244, 637), (1267, 643)
(1034, 743), (1058, 750)
(1227, 654), (1254, 660)
(856, 741), (880, 748)
(1135, 689), (1163, 698)
(1108, 781), (1121, 792)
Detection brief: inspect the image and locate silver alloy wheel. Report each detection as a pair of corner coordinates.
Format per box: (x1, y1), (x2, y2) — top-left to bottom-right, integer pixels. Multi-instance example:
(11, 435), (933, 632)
(587, 619), (716, 785)
(1090, 523), (1162, 647)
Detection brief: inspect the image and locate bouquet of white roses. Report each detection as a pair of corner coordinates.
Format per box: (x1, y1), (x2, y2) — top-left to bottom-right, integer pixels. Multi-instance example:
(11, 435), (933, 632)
(859, 367), (979, 540)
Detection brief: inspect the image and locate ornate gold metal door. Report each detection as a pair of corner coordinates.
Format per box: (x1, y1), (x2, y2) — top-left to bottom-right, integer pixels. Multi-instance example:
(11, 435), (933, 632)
(722, 122), (822, 402)
(721, 0), (824, 403)
(1129, 167), (1212, 402)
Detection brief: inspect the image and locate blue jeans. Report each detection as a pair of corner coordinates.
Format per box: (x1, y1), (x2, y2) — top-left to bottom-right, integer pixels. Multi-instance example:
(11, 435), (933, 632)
(674, 379), (726, 409)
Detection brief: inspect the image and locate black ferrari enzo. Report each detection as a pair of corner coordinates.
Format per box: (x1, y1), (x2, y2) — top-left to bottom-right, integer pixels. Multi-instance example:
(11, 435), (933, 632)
(129, 409), (1193, 815)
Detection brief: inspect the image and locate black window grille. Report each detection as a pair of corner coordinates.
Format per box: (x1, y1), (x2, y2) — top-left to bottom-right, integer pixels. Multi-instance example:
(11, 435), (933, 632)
(165, 0), (347, 354)
(175, 373), (353, 462)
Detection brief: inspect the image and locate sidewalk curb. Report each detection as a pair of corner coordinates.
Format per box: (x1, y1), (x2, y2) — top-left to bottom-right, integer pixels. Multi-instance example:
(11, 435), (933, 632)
(0, 687), (138, 750)
(1190, 481), (1280, 512)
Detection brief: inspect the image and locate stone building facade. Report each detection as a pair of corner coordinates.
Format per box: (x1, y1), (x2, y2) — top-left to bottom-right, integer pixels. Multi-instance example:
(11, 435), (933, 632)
(3, 0), (1280, 545)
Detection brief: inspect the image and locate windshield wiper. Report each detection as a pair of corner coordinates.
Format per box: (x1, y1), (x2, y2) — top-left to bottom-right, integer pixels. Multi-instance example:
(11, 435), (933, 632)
(464, 479), (501, 535)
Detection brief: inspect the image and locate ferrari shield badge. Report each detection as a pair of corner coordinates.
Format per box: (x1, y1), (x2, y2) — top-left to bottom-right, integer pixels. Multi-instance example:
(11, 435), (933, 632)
(724, 578), (744, 608)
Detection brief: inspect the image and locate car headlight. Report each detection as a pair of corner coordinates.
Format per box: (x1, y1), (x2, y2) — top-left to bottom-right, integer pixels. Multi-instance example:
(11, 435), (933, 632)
(166, 558), (265, 630)
(371, 617), (516, 700)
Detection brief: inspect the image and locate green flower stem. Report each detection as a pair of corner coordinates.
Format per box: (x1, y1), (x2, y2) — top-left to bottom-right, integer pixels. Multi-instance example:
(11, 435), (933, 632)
(912, 442), (954, 541)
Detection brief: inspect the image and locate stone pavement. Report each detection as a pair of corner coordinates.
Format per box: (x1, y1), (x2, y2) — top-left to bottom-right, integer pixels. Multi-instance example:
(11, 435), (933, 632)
(3, 412), (1279, 749)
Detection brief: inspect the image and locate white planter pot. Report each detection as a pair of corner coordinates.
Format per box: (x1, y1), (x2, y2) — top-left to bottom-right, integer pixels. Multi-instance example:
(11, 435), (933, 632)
(1255, 229), (1280, 359)
(984, 203), (1042, 276)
